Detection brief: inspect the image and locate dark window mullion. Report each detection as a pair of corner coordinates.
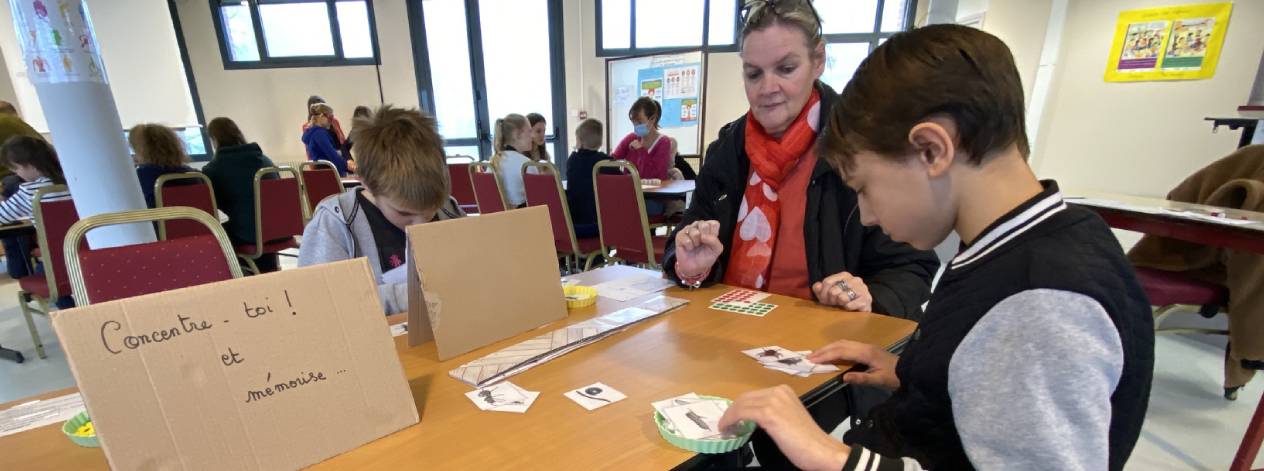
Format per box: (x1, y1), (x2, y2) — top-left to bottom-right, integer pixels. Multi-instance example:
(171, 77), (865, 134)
(464, 0), (493, 160)
(629, 0), (637, 50)
(326, 0), (345, 59)
(701, 0), (711, 48)
(248, 0), (270, 59)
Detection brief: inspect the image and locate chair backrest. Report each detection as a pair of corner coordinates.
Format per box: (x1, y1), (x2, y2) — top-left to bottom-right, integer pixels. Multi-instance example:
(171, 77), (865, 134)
(64, 207), (244, 306)
(252, 166), (305, 251)
(522, 161), (579, 256)
(470, 162), (508, 214)
(31, 185), (79, 300)
(155, 172), (217, 240)
(593, 160), (655, 265)
(300, 160), (343, 218)
(448, 163), (479, 211)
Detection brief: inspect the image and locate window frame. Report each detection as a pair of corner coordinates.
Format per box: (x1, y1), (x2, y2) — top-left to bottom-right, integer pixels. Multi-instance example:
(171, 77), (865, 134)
(209, 0), (382, 70)
(596, 0), (742, 57)
(595, 0), (917, 58)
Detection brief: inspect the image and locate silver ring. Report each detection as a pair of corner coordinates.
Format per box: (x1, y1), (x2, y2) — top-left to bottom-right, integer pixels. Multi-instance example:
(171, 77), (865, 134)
(846, 289), (859, 302)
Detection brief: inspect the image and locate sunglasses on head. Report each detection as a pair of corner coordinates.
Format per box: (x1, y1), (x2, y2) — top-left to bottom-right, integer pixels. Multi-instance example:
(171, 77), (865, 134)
(740, 0), (824, 35)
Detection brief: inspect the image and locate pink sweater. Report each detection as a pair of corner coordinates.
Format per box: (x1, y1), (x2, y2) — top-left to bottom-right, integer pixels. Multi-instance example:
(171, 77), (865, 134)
(612, 133), (672, 180)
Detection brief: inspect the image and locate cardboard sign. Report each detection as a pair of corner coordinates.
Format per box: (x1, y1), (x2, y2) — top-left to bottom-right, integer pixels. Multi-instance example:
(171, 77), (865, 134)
(51, 259), (418, 471)
(407, 206), (568, 359)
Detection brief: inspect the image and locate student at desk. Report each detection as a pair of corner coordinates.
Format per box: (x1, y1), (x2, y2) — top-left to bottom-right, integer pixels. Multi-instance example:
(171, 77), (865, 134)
(300, 106), (464, 314)
(664, 0), (936, 320)
(718, 24), (1154, 471)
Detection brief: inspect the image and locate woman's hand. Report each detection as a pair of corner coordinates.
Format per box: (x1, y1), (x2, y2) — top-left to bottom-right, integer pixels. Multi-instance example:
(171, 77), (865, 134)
(812, 272), (873, 312)
(674, 220), (724, 278)
(808, 339), (901, 390)
(718, 385), (850, 471)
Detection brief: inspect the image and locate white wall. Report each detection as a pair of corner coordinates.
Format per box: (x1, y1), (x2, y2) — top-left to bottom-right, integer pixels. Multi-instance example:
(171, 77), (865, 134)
(1028, 0), (1264, 197)
(173, 0), (419, 165)
(0, 0), (197, 132)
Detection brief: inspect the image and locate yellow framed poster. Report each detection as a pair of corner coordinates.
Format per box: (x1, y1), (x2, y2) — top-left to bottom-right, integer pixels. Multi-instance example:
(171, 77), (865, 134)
(1104, 3), (1233, 82)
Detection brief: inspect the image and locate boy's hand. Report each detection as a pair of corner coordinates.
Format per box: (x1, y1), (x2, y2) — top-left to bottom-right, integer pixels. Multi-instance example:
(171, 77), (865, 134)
(812, 272), (872, 312)
(808, 340), (901, 391)
(718, 385), (849, 471)
(674, 220), (723, 278)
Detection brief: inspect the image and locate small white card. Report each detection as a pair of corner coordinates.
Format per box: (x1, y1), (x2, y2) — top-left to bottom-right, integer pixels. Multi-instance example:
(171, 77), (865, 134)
(390, 322), (408, 338)
(564, 382), (627, 411)
(660, 400), (729, 440)
(742, 346), (840, 377)
(465, 381), (539, 413)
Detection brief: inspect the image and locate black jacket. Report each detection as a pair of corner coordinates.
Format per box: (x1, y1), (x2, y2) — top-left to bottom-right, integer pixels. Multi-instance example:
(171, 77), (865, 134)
(663, 83), (938, 320)
(565, 149), (611, 228)
(202, 143), (275, 244)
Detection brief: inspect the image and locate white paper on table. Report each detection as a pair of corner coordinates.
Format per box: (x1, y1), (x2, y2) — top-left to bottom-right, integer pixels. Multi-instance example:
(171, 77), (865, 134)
(661, 400), (729, 440)
(1160, 208), (1259, 226)
(381, 263), (409, 285)
(592, 275), (674, 301)
(389, 322), (408, 338)
(464, 382), (539, 413)
(564, 382), (627, 411)
(0, 393), (85, 438)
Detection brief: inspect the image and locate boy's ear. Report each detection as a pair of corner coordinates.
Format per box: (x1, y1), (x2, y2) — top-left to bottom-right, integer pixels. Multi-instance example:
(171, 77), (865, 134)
(908, 119), (956, 178)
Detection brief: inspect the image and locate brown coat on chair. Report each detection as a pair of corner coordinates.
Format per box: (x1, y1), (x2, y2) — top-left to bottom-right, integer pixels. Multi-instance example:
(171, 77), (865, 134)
(1128, 144), (1264, 388)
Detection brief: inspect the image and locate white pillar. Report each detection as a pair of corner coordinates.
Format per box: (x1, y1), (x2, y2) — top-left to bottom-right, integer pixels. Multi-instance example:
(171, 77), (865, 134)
(9, 0), (154, 248)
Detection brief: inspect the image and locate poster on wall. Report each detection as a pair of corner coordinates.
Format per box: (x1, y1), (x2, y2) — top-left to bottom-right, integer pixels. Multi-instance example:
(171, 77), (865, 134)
(608, 51), (707, 155)
(1104, 3), (1232, 82)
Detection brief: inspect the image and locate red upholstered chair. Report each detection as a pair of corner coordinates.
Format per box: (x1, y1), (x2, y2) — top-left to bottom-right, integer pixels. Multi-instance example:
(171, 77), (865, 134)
(300, 160), (343, 219)
(235, 166), (304, 274)
(593, 160), (668, 268)
(15, 185), (79, 359)
(448, 156), (479, 214)
(1232, 390), (1264, 471)
(64, 207), (243, 306)
(1134, 266), (1235, 399)
(154, 172), (217, 240)
(522, 161), (601, 273)
(470, 161), (508, 214)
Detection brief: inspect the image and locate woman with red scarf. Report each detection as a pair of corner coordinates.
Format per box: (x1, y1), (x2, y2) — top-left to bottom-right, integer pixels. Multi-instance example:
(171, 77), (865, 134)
(663, 0), (936, 319)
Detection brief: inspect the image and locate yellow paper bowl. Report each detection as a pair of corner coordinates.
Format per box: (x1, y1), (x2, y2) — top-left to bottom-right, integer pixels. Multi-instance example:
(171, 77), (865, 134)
(563, 286), (597, 309)
(62, 411), (99, 448)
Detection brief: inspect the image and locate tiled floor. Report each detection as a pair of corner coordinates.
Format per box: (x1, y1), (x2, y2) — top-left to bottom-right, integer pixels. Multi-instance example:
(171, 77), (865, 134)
(1, 254), (1261, 468)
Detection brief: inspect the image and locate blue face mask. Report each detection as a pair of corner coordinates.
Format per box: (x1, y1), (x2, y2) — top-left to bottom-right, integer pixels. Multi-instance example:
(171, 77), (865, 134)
(634, 123), (650, 137)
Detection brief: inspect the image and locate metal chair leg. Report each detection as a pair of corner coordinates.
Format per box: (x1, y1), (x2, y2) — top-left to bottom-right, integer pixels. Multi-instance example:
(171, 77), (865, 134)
(239, 256), (260, 275)
(17, 291), (45, 359)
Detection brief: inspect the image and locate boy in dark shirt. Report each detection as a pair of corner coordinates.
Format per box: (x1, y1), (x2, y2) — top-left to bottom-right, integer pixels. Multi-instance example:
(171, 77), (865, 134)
(565, 118), (610, 239)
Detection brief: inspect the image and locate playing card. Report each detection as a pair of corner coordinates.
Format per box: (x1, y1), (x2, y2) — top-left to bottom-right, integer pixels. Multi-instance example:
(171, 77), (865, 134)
(465, 381), (539, 413)
(652, 393), (704, 416)
(660, 400), (729, 440)
(741, 347), (839, 377)
(711, 288), (771, 305)
(742, 346), (799, 363)
(564, 382), (627, 411)
(710, 301), (778, 317)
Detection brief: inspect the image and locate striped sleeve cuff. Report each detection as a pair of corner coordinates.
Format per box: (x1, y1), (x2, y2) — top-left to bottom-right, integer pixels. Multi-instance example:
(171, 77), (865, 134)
(841, 446), (924, 471)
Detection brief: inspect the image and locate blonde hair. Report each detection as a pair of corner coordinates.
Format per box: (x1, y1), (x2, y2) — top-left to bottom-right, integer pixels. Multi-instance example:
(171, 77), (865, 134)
(128, 123), (189, 167)
(352, 105), (449, 211)
(491, 113), (530, 171)
(741, 0), (824, 51)
(308, 103), (334, 126)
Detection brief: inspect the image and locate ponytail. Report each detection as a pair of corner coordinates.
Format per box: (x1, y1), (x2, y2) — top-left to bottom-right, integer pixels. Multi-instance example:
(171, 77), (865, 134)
(490, 113), (529, 170)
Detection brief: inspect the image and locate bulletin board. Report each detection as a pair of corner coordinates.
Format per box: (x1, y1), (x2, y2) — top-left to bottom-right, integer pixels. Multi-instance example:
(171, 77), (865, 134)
(1104, 3), (1233, 82)
(606, 50), (708, 155)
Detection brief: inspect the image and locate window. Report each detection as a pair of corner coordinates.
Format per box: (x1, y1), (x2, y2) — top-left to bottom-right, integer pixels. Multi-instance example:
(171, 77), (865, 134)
(210, 0), (379, 69)
(820, 0), (914, 91)
(409, 0), (569, 162)
(596, 0), (916, 89)
(598, 0), (740, 56)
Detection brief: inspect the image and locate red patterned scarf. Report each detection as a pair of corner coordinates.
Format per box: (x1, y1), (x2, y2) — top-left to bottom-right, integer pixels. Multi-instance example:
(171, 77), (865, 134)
(724, 90), (820, 290)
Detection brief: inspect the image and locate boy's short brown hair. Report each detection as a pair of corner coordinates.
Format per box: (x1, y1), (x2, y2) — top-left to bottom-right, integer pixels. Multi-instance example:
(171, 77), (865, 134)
(351, 105), (449, 211)
(575, 119), (603, 150)
(819, 24), (1030, 172)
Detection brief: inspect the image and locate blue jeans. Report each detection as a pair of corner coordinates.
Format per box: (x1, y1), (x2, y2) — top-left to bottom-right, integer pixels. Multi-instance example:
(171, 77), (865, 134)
(2, 235), (34, 279)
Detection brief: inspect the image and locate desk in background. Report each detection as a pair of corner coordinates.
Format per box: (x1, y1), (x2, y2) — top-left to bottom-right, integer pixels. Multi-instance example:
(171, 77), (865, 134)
(0, 265), (914, 470)
(1067, 190), (1264, 255)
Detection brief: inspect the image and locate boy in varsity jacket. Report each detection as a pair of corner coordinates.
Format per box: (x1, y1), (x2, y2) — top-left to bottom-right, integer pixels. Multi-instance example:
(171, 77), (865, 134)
(718, 25), (1154, 470)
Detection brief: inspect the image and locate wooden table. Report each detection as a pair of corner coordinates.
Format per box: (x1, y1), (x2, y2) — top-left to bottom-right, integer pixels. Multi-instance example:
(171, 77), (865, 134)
(0, 265), (914, 470)
(1068, 190), (1264, 255)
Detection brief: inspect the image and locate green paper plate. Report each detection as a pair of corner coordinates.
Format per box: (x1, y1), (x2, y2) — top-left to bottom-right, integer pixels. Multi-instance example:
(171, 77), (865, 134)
(62, 411), (99, 448)
(654, 396), (755, 454)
